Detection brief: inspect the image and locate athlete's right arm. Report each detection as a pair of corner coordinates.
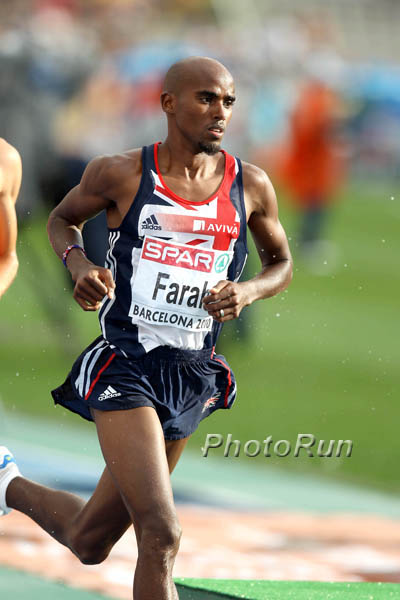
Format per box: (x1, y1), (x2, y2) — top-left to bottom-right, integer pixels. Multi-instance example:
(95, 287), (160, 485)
(47, 156), (116, 312)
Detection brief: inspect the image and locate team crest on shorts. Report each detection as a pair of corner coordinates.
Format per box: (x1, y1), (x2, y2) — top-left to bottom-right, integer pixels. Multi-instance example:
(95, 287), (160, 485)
(202, 393), (221, 413)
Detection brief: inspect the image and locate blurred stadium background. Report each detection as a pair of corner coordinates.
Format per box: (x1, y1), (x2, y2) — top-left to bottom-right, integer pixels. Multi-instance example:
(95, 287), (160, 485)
(1, 0), (400, 598)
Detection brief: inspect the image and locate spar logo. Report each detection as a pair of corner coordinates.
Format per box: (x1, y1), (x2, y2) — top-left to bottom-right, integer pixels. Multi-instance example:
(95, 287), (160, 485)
(214, 253), (230, 273)
(142, 238), (214, 272)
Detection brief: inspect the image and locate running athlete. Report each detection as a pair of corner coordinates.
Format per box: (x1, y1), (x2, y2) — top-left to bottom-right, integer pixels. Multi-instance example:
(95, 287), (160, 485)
(0, 57), (292, 600)
(0, 139), (21, 297)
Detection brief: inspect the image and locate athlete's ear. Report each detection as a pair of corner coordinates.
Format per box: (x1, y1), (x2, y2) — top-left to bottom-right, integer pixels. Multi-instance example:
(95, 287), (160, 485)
(161, 91), (176, 114)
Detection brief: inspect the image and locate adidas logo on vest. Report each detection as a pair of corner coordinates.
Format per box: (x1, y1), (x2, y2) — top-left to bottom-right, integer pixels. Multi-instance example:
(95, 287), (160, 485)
(142, 215), (161, 231)
(98, 386), (121, 401)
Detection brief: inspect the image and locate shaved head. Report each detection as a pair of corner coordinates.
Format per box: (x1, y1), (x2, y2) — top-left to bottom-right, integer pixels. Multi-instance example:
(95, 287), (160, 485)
(163, 56), (234, 96)
(161, 56), (236, 156)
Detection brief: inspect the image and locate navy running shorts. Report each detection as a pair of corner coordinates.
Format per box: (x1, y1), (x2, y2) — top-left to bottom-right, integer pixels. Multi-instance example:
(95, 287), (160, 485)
(51, 336), (236, 440)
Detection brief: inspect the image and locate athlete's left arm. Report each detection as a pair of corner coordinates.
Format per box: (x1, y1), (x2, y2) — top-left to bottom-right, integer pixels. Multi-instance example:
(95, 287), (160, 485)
(203, 163), (292, 322)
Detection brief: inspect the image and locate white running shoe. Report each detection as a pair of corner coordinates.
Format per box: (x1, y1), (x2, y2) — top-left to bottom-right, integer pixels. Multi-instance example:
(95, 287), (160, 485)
(0, 446), (21, 516)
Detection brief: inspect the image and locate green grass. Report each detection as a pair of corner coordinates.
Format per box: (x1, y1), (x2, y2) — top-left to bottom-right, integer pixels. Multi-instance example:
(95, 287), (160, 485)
(176, 579), (400, 599)
(0, 180), (399, 493)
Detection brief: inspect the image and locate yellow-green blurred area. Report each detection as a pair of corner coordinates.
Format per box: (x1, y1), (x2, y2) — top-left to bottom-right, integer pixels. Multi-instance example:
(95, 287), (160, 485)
(0, 0), (399, 495)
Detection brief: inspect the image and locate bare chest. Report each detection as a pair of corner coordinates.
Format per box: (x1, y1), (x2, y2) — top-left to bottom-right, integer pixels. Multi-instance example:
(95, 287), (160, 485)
(160, 174), (223, 203)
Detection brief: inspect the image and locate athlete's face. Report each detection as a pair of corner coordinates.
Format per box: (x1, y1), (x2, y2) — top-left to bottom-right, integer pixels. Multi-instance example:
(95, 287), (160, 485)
(165, 68), (236, 155)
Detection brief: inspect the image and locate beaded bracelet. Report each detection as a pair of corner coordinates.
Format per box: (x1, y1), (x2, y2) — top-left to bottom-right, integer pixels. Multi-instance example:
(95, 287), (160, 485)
(62, 244), (87, 268)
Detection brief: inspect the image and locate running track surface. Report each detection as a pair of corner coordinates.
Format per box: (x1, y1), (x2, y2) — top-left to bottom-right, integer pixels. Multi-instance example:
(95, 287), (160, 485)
(0, 566), (115, 600)
(2, 412), (400, 598)
(2, 566), (400, 600)
(2, 508), (400, 598)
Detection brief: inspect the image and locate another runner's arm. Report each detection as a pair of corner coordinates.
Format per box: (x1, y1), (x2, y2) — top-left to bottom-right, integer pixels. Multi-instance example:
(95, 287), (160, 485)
(47, 156), (116, 311)
(0, 142), (22, 297)
(203, 163), (292, 322)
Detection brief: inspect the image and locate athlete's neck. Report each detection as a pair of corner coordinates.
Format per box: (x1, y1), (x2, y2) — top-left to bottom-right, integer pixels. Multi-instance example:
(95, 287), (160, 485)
(158, 139), (222, 181)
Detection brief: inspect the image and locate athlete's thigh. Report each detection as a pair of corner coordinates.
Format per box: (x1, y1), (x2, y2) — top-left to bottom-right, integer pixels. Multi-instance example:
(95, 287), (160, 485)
(166, 436), (190, 473)
(74, 414), (189, 550)
(92, 406), (177, 523)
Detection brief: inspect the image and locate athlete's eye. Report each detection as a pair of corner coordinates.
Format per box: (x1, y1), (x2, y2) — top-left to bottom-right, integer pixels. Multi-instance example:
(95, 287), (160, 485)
(224, 98), (235, 107)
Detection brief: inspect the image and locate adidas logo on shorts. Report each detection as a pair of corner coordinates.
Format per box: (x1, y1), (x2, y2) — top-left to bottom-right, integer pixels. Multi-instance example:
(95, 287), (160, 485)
(142, 215), (161, 231)
(98, 386), (121, 401)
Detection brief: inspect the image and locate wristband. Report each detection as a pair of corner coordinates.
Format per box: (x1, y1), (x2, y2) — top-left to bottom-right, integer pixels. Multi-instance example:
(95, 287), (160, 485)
(62, 244), (87, 268)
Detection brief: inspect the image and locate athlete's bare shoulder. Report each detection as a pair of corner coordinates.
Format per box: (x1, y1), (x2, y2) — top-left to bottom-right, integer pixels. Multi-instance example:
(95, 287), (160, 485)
(0, 139), (22, 203)
(80, 148), (142, 200)
(241, 160), (277, 219)
(89, 148), (142, 178)
(0, 138), (20, 163)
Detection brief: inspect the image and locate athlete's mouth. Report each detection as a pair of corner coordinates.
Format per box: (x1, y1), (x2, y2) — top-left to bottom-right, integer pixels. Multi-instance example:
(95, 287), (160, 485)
(207, 125), (225, 137)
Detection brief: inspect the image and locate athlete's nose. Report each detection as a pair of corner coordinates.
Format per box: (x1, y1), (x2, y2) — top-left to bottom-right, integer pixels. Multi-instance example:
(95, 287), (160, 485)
(211, 100), (228, 122)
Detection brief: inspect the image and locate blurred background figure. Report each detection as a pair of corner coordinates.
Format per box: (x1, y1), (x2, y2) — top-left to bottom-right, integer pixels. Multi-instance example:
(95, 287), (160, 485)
(276, 51), (349, 271)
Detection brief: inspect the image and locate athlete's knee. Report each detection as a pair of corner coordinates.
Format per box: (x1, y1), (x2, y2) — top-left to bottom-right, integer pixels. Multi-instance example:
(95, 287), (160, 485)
(73, 538), (110, 565)
(139, 513), (182, 559)
(68, 525), (110, 565)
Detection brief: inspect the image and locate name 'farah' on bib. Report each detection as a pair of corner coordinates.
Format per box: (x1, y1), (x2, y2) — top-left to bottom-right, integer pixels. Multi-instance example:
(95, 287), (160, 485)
(129, 236), (233, 332)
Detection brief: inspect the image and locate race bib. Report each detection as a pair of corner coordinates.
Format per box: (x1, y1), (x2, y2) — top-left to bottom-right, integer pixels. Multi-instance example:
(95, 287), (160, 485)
(129, 236), (233, 332)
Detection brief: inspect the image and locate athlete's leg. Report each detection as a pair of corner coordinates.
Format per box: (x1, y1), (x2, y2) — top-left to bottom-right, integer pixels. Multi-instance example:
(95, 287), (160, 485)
(5, 420), (189, 569)
(93, 406), (183, 600)
(131, 435), (189, 547)
(6, 462), (130, 563)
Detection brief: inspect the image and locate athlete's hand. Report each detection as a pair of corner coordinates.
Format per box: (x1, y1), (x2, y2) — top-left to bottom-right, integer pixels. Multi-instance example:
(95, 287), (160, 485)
(202, 280), (250, 322)
(70, 263), (115, 312)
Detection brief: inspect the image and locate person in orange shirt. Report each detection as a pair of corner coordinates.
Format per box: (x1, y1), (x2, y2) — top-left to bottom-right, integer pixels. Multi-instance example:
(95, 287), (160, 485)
(0, 139), (22, 297)
(279, 77), (346, 252)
